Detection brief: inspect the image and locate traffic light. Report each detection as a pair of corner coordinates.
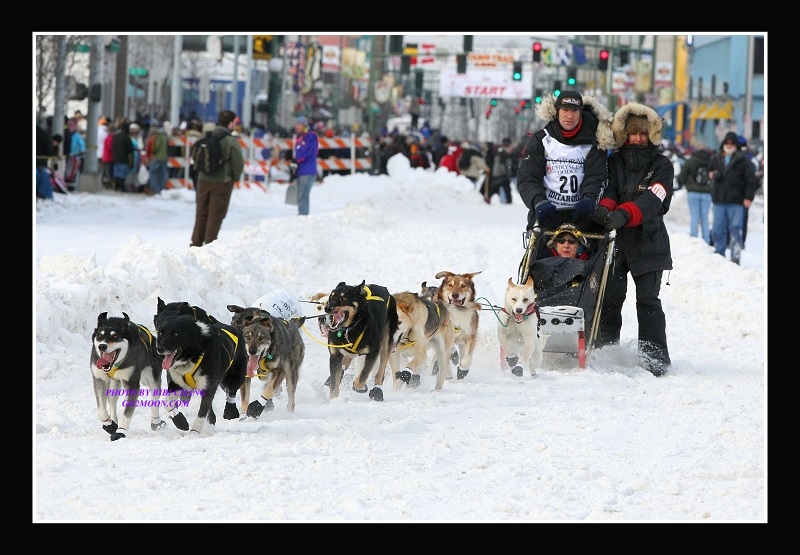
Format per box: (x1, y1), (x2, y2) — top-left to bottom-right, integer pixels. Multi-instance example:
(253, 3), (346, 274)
(485, 106), (492, 119)
(89, 83), (102, 102)
(490, 98), (498, 106)
(532, 42), (542, 63)
(534, 88), (543, 104)
(415, 70), (424, 91)
(463, 35), (473, 53)
(619, 49), (629, 65)
(553, 81), (562, 96)
(567, 68), (577, 86)
(401, 55), (411, 75)
(512, 61), (522, 81)
(457, 54), (467, 74)
(389, 35), (404, 54)
(598, 49), (609, 71)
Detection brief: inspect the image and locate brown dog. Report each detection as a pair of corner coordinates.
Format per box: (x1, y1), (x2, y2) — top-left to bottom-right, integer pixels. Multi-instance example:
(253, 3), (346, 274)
(433, 271), (482, 380)
(389, 291), (455, 390)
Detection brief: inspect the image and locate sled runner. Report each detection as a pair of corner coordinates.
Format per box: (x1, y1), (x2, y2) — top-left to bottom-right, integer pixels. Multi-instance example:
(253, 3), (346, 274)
(516, 223), (617, 368)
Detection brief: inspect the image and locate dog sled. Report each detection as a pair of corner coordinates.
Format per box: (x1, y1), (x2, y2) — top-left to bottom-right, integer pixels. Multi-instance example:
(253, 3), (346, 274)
(516, 223), (617, 368)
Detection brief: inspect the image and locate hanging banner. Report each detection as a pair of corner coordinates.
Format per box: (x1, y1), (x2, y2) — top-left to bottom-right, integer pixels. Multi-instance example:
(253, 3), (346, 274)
(322, 45), (340, 72)
(654, 61), (673, 88)
(438, 68), (532, 99)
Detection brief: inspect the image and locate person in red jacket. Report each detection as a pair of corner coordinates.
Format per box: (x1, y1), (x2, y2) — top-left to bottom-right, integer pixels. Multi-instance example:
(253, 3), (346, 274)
(101, 119), (116, 188)
(437, 143), (461, 173)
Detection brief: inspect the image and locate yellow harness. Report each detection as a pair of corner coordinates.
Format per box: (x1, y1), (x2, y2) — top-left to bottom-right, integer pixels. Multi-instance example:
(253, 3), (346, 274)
(106, 324), (154, 379)
(340, 285), (390, 354)
(182, 328), (239, 389)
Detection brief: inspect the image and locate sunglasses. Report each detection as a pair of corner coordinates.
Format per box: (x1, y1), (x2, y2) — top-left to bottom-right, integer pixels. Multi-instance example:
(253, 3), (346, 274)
(556, 237), (578, 245)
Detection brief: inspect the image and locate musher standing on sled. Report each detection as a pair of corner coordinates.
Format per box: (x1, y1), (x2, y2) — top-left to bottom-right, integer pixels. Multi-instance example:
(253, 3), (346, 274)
(517, 91), (615, 231)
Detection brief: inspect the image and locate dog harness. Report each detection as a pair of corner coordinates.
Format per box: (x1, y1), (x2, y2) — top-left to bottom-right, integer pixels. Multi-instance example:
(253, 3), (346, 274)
(106, 324), (154, 379)
(501, 303), (541, 325)
(399, 301), (443, 348)
(181, 328), (239, 389)
(338, 286), (392, 354)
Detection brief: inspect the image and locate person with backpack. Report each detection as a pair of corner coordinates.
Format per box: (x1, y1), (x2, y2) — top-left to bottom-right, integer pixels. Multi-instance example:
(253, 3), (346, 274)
(485, 138), (514, 204)
(679, 143), (714, 244)
(144, 121), (169, 196)
(457, 142), (488, 190)
(591, 103), (674, 377)
(189, 110), (244, 247)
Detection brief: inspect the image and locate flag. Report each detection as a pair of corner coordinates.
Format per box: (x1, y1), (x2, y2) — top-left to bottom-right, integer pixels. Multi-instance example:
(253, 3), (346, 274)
(572, 44), (587, 65)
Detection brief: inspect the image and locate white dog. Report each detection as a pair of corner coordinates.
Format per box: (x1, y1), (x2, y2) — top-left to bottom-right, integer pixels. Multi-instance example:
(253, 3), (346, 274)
(497, 277), (544, 377)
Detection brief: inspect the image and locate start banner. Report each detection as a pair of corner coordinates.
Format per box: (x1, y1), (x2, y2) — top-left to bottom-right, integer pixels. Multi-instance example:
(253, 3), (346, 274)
(438, 68), (532, 99)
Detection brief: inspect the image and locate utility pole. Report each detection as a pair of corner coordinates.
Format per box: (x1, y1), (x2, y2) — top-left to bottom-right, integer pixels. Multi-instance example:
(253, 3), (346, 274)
(114, 36), (128, 119)
(171, 36), (181, 127)
(80, 35), (105, 193)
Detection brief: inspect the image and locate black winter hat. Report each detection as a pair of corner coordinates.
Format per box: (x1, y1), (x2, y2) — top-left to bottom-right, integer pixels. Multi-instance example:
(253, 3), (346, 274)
(722, 132), (739, 144)
(555, 91), (583, 111)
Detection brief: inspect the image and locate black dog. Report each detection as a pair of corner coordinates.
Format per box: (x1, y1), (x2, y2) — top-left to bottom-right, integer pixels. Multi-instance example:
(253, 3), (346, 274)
(90, 312), (166, 441)
(324, 281), (398, 401)
(154, 297), (219, 330)
(155, 300), (247, 432)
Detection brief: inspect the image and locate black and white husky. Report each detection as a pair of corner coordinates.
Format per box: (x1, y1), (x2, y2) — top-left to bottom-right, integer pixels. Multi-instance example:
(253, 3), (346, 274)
(90, 312), (166, 441)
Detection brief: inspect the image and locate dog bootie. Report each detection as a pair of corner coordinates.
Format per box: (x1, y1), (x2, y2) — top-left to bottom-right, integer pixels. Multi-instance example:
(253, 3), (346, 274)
(151, 418), (167, 431)
(102, 419), (118, 435)
(396, 369), (412, 384)
(246, 398), (274, 419)
(368, 386), (384, 402)
(451, 347), (460, 366)
(511, 366), (523, 377)
(409, 374), (421, 388)
(110, 428), (127, 441)
(169, 411), (190, 431)
(456, 366), (469, 380)
(431, 361), (439, 375)
(223, 401), (240, 420)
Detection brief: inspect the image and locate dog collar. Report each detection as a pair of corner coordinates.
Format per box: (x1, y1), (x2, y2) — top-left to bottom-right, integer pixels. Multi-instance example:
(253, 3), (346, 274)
(257, 356), (274, 377)
(106, 359), (123, 379)
(502, 303), (539, 322)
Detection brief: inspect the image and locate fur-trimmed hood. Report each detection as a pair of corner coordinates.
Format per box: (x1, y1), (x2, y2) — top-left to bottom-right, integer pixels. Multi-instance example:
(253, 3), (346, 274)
(535, 93), (616, 151)
(611, 102), (663, 148)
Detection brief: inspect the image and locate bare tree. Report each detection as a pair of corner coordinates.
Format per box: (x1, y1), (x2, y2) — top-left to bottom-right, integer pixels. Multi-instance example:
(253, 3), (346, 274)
(35, 34), (91, 117)
(127, 36), (175, 121)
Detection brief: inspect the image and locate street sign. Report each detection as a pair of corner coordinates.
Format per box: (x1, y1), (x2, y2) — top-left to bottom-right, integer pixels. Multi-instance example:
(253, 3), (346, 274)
(129, 67), (148, 77)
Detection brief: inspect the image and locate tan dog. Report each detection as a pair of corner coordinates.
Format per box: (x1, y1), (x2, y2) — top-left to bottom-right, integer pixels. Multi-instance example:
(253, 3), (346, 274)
(389, 291), (455, 390)
(498, 277), (544, 377)
(433, 270), (482, 380)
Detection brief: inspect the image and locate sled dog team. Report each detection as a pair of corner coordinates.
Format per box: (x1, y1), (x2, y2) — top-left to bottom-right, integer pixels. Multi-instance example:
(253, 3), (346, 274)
(91, 271), (545, 440)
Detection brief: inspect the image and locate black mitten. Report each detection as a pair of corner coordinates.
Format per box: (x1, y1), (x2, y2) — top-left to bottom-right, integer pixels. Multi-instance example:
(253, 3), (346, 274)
(605, 209), (631, 230)
(592, 206), (610, 225)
